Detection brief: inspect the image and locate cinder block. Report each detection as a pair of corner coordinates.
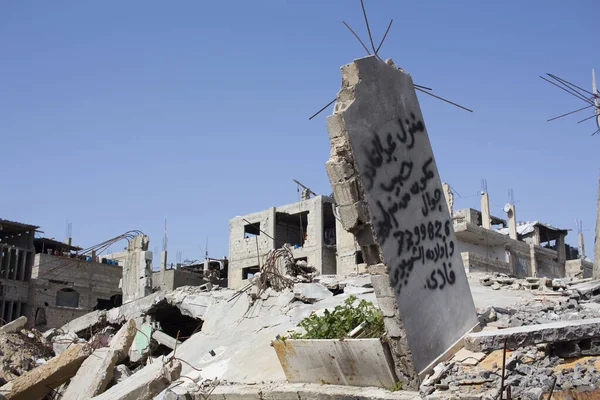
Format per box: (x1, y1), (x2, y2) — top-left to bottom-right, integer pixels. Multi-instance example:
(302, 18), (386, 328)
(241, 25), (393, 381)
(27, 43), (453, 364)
(325, 159), (355, 184)
(384, 317), (404, 338)
(371, 274), (394, 298)
(326, 114), (346, 140)
(331, 178), (361, 206)
(338, 201), (369, 231)
(375, 297), (398, 318)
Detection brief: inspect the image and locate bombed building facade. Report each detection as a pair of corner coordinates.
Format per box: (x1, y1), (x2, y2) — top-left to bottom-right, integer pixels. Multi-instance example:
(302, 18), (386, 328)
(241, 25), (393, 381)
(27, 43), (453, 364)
(449, 190), (592, 280)
(31, 238), (123, 329)
(0, 219), (37, 324)
(228, 194), (364, 289)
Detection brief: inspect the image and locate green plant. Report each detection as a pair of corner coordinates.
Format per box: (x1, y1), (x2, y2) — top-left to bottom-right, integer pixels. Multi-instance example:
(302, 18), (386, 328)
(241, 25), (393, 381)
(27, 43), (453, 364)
(388, 381), (403, 392)
(286, 295), (385, 340)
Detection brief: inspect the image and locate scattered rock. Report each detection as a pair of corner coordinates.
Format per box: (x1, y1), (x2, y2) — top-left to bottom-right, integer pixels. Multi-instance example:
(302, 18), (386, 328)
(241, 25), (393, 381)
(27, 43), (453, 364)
(293, 283), (333, 303)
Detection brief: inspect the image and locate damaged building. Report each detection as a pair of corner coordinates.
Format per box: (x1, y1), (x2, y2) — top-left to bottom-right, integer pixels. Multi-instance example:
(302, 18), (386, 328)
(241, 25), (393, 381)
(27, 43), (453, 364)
(153, 256), (228, 292)
(450, 189), (592, 279)
(0, 219), (37, 324)
(31, 237), (123, 329)
(228, 194), (363, 289)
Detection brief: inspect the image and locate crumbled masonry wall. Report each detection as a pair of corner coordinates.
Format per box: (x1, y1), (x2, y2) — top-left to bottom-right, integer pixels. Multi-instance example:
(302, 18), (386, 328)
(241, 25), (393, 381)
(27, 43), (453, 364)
(121, 235), (152, 304)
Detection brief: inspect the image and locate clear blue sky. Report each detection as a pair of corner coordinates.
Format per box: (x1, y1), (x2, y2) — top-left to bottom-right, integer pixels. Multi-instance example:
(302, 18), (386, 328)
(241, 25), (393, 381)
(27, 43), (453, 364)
(2, 1), (598, 265)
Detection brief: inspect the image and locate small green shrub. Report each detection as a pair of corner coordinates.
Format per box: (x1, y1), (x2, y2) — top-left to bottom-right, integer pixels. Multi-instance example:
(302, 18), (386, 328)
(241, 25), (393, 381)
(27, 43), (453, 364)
(388, 381), (403, 392)
(287, 295), (385, 340)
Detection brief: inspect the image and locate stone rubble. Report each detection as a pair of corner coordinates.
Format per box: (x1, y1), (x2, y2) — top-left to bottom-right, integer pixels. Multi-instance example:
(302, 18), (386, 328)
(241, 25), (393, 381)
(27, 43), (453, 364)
(1, 274), (599, 399)
(420, 277), (600, 399)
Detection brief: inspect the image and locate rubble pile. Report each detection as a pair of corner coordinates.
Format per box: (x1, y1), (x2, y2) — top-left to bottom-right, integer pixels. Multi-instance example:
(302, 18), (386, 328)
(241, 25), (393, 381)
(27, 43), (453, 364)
(421, 278), (600, 400)
(0, 329), (52, 385)
(0, 274), (379, 400)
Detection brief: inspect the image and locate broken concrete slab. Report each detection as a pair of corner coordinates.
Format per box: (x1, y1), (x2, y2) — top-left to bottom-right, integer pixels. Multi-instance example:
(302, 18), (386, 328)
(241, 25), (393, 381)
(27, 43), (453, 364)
(465, 317), (600, 352)
(293, 283), (333, 303)
(62, 319), (136, 399)
(112, 364), (132, 385)
(343, 286), (374, 295)
(0, 317), (26, 334)
(451, 348), (486, 366)
(207, 383), (421, 400)
(272, 338), (397, 388)
(152, 330), (181, 350)
(52, 332), (86, 355)
(62, 309), (107, 335)
(0, 343), (91, 400)
(324, 55), (478, 380)
(571, 280), (600, 297)
(91, 359), (181, 400)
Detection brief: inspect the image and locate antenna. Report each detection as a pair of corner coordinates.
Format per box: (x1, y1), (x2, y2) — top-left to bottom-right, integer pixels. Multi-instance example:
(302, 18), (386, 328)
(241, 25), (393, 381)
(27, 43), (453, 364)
(541, 71), (600, 135)
(293, 179), (318, 198)
(308, 0), (473, 120)
(508, 189), (515, 206)
(480, 179), (488, 194)
(65, 219), (72, 238)
(162, 219), (167, 252)
(205, 237), (209, 258)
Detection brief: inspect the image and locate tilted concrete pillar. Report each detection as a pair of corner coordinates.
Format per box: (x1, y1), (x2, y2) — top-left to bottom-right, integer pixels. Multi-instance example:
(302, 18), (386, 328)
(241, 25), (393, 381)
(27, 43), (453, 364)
(556, 233), (566, 266)
(594, 172), (600, 278)
(481, 192), (491, 229)
(507, 205), (518, 240)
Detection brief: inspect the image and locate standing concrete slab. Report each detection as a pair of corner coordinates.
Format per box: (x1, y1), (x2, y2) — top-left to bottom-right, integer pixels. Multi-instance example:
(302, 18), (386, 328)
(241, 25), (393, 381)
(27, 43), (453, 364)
(325, 56), (478, 380)
(272, 338), (397, 388)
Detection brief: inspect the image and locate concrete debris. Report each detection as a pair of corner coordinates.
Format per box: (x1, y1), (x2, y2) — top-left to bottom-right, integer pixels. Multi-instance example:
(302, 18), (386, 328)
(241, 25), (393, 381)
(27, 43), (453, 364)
(91, 359), (181, 400)
(112, 364), (133, 385)
(152, 330), (181, 350)
(0, 343), (91, 400)
(451, 348), (486, 366)
(0, 317), (27, 334)
(293, 282), (333, 303)
(343, 285), (375, 295)
(0, 329), (52, 384)
(62, 319), (136, 399)
(52, 332), (86, 355)
(465, 318), (600, 352)
(204, 382), (421, 400)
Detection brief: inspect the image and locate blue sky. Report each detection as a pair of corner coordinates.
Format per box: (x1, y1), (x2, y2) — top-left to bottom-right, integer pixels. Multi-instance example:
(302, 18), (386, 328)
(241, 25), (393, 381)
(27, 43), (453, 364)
(1, 1), (598, 265)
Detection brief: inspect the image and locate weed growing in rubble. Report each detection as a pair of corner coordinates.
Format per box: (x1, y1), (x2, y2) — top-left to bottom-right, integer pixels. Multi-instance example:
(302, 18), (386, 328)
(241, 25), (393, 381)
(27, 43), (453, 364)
(287, 295), (385, 340)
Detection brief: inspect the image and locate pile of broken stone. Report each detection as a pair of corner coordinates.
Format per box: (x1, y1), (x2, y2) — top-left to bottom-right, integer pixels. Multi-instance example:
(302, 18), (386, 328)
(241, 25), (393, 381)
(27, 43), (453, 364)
(421, 277), (600, 400)
(478, 272), (572, 292)
(0, 275), (379, 400)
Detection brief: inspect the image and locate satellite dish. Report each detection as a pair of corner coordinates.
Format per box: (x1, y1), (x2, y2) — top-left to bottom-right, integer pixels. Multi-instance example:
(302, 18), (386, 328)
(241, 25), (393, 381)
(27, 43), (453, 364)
(503, 203), (511, 213)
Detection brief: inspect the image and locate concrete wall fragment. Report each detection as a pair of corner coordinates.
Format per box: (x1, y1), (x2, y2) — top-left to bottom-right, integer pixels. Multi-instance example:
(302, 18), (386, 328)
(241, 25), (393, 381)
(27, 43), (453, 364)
(324, 56), (478, 384)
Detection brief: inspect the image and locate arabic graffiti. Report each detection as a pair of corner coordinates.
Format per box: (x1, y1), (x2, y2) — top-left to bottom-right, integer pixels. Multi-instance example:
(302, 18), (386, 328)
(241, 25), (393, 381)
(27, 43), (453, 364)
(358, 110), (458, 296)
(362, 114), (425, 191)
(373, 157), (436, 246)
